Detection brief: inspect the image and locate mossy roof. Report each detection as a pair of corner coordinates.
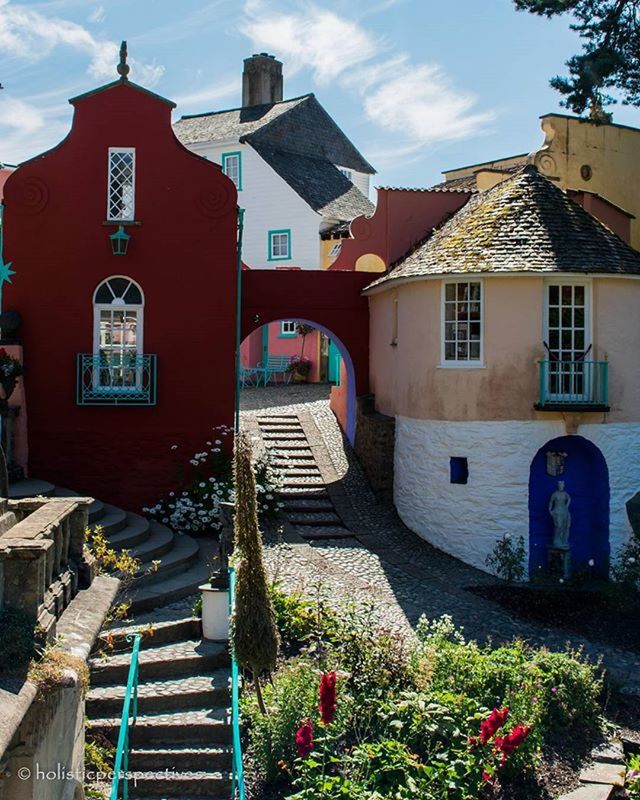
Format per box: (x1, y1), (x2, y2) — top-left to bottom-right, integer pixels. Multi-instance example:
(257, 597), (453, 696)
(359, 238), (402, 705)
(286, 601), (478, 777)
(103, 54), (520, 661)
(365, 165), (640, 291)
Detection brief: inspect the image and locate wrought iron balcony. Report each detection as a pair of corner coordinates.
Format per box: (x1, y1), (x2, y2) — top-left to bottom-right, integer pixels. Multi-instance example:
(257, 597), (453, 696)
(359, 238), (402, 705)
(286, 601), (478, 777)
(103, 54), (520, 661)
(77, 353), (157, 406)
(536, 359), (609, 411)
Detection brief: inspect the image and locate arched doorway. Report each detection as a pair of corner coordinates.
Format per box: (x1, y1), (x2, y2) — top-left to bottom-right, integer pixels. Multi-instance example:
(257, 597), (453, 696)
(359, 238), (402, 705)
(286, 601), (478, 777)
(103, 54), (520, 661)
(240, 318), (357, 443)
(529, 435), (610, 578)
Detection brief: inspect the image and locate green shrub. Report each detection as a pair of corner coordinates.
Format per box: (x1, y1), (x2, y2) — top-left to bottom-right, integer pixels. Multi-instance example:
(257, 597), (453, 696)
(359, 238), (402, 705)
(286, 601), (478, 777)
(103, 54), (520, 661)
(0, 607), (36, 672)
(486, 534), (526, 583)
(269, 583), (338, 651)
(611, 532), (640, 590)
(628, 752), (640, 799)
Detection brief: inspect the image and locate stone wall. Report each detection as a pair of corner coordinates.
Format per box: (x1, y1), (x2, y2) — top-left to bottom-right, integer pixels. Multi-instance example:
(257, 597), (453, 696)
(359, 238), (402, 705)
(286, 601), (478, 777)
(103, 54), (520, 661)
(354, 395), (395, 499)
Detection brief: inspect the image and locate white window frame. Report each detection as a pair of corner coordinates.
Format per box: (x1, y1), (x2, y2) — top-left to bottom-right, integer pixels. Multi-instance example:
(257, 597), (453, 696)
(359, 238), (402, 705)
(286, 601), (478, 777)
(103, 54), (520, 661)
(92, 277), (144, 391)
(268, 230), (291, 261)
(280, 320), (296, 336)
(107, 147), (136, 221)
(543, 278), (592, 401)
(221, 151), (242, 190)
(337, 166), (353, 181)
(440, 278), (484, 367)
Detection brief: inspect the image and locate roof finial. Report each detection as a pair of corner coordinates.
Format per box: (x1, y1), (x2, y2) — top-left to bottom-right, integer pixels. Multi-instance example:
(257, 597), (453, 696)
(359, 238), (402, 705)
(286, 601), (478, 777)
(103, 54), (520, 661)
(117, 40), (130, 80)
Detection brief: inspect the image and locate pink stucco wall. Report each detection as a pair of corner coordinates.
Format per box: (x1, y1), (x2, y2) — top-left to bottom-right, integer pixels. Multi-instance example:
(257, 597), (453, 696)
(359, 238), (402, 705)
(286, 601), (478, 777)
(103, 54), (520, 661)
(330, 359), (348, 433)
(241, 323), (322, 382)
(369, 275), (640, 423)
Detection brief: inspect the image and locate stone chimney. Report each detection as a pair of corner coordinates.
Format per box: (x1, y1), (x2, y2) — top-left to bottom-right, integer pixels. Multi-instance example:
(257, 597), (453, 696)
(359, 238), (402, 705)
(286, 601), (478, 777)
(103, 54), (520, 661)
(242, 53), (283, 107)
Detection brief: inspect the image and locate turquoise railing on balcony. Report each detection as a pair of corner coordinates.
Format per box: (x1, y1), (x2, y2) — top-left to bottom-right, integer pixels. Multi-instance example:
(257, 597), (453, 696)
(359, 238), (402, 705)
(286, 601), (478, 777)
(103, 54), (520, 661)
(537, 359), (609, 409)
(228, 566), (246, 800)
(110, 633), (141, 800)
(77, 353), (157, 406)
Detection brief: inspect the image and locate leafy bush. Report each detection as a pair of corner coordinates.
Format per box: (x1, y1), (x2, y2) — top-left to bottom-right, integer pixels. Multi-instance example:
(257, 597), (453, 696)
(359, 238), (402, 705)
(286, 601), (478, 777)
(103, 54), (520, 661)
(486, 534), (527, 583)
(611, 531), (640, 590)
(628, 752), (640, 799)
(269, 583), (338, 653)
(0, 607), (36, 672)
(144, 427), (283, 534)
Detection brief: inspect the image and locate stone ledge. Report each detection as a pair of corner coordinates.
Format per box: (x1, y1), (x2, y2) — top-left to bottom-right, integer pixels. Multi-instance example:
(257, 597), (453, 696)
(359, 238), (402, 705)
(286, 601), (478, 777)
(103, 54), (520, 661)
(57, 575), (120, 661)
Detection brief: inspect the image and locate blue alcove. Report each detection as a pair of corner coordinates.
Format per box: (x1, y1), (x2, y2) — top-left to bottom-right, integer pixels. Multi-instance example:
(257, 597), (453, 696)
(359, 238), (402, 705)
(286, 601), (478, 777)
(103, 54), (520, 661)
(529, 435), (610, 578)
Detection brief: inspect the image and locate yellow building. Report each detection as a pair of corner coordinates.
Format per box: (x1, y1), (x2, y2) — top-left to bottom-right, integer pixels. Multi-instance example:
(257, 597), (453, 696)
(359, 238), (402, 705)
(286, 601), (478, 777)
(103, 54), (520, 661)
(438, 114), (640, 249)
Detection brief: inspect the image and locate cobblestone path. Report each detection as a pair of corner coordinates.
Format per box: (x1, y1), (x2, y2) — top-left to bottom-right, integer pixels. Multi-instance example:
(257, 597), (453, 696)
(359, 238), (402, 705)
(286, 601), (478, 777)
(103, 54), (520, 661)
(242, 385), (640, 696)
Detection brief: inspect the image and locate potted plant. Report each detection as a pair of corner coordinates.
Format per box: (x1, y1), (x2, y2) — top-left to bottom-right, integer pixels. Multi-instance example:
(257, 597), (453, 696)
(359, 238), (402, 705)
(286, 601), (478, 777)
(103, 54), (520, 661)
(0, 348), (23, 414)
(287, 356), (312, 383)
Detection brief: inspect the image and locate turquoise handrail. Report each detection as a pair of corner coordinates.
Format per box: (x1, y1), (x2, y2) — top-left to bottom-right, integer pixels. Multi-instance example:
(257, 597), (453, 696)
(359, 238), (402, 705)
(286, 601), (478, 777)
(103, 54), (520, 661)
(110, 633), (141, 800)
(228, 567), (246, 800)
(537, 359), (609, 407)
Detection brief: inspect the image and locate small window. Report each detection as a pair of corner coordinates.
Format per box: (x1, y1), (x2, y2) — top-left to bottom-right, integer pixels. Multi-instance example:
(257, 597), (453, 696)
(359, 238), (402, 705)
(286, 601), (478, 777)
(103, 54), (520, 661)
(450, 457), (469, 485)
(443, 280), (482, 364)
(93, 277), (144, 391)
(268, 229), (291, 261)
(280, 320), (296, 337)
(337, 166), (352, 181)
(222, 151), (242, 190)
(107, 147), (135, 221)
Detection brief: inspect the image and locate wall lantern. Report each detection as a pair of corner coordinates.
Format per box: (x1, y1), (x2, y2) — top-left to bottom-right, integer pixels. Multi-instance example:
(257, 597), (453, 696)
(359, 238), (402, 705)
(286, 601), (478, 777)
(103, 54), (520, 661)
(109, 225), (131, 256)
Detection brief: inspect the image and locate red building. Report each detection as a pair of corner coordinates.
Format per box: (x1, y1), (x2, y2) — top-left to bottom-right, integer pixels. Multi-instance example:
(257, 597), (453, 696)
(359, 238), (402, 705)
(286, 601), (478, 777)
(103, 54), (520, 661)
(4, 68), (238, 509)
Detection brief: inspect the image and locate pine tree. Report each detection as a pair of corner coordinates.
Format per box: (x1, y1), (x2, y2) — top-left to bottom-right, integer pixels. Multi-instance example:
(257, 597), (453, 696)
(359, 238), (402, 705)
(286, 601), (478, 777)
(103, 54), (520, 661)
(514, 0), (640, 117)
(231, 431), (279, 714)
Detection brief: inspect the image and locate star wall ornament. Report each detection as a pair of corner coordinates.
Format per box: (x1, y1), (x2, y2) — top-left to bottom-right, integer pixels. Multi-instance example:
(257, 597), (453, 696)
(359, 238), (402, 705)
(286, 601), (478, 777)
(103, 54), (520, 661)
(0, 204), (15, 311)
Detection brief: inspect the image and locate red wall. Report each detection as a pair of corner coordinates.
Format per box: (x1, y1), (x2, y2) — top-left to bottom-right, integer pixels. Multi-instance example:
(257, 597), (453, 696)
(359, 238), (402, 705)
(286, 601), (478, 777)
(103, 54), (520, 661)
(3, 80), (238, 510)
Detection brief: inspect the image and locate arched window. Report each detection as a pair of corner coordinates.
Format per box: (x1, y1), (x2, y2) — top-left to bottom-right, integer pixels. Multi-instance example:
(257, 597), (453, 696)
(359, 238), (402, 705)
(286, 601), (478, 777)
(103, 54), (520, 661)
(92, 276), (144, 390)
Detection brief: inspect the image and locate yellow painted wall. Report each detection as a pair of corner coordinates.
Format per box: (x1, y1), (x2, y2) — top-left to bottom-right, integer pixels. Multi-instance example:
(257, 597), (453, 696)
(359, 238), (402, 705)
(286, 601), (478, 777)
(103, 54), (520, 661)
(320, 237), (342, 269)
(369, 275), (640, 423)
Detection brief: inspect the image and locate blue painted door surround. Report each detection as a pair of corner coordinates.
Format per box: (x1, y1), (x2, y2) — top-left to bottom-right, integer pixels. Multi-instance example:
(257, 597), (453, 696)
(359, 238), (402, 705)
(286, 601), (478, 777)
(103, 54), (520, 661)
(529, 435), (609, 578)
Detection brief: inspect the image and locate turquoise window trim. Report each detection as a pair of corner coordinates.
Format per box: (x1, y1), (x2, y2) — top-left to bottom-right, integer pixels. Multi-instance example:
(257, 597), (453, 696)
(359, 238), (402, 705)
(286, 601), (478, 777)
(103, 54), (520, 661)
(279, 320), (297, 338)
(268, 228), (292, 261)
(222, 151), (242, 191)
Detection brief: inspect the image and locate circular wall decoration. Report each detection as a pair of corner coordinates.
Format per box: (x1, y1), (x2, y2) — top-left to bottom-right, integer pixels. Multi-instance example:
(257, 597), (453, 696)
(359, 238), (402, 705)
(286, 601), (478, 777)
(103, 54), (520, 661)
(580, 164), (593, 181)
(350, 215), (373, 241)
(13, 177), (49, 215)
(536, 153), (557, 175)
(195, 183), (235, 219)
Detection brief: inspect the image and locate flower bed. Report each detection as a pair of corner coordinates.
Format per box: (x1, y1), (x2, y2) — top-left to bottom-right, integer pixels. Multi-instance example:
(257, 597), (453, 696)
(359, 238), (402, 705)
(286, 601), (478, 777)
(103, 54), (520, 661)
(143, 427), (284, 533)
(241, 589), (606, 799)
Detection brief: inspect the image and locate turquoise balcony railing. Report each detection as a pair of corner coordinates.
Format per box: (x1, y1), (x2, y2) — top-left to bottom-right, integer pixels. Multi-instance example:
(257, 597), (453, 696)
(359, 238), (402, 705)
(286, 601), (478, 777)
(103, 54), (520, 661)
(536, 360), (609, 410)
(77, 353), (157, 406)
(229, 566), (246, 800)
(110, 633), (141, 800)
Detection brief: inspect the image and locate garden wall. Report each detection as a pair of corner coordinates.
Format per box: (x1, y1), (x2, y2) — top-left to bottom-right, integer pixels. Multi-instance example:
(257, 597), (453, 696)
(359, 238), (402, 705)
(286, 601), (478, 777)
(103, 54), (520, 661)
(354, 394), (395, 499)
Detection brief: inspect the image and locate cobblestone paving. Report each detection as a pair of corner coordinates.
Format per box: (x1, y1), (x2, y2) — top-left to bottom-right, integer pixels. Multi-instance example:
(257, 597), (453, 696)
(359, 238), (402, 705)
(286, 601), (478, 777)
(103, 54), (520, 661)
(242, 384), (640, 694)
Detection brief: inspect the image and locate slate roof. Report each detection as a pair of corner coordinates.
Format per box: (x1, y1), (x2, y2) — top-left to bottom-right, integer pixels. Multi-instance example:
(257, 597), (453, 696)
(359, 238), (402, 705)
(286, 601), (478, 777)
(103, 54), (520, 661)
(365, 165), (640, 291)
(429, 158), (529, 191)
(174, 93), (375, 174)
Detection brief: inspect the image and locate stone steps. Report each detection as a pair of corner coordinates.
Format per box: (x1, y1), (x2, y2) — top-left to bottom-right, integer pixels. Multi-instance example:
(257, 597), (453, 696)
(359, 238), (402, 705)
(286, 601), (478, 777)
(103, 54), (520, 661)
(135, 533), (200, 586)
(107, 513), (153, 550)
(127, 559), (210, 614)
(288, 512), (343, 526)
(295, 525), (352, 540)
(284, 497), (335, 512)
(127, 770), (231, 798)
(89, 639), (228, 685)
(102, 617), (202, 648)
(129, 745), (232, 772)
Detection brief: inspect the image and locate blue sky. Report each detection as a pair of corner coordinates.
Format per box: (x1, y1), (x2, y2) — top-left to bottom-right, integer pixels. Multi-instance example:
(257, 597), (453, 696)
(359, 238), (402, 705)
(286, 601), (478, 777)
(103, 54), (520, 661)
(2, 0), (640, 189)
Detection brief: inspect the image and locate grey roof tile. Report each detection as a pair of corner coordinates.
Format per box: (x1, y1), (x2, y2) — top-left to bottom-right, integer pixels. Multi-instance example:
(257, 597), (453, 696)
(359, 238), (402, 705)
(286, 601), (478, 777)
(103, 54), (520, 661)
(366, 165), (640, 291)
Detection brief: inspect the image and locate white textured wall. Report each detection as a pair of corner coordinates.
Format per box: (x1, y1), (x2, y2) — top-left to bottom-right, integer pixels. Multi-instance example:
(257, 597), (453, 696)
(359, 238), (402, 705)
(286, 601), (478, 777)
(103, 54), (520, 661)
(395, 417), (566, 571)
(394, 416), (640, 573)
(187, 142), (322, 269)
(578, 422), (640, 559)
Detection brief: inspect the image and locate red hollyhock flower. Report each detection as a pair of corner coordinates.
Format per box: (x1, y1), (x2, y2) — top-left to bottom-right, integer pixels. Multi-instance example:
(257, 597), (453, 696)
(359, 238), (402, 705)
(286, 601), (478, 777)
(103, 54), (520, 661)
(482, 770), (495, 785)
(479, 707), (509, 744)
(495, 724), (531, 766)
(319, 671), (337, 725)
(295, 719), (314, 758)
(0, 349), (7, 357)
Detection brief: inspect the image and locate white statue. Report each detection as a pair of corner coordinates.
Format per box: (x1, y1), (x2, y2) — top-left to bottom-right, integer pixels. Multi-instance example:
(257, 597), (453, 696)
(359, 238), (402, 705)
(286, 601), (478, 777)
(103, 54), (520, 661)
(548, 480), (571, 548)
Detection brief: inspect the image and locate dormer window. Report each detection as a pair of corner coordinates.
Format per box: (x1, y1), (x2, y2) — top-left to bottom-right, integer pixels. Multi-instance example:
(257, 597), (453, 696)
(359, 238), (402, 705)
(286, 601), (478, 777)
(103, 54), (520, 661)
(337, 166), (352, 181)
(107, 147), (135, 221)
(222, 151), (242, 190)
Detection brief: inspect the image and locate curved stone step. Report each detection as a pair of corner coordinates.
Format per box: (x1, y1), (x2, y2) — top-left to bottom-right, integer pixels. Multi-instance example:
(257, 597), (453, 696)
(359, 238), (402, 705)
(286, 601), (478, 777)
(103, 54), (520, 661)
(9, 478), (56, 498)
(89, 639), (228, 685)
(91, 504), (128, 536)
(53, 486), (104, 523)
(128, 522), (174, 563)
(100, 617), (201, 649)
(87, 670), (230, 717)
(135, 534), (200, 587)
(128, 559), (211, 614)
(105, 513), (151, 550)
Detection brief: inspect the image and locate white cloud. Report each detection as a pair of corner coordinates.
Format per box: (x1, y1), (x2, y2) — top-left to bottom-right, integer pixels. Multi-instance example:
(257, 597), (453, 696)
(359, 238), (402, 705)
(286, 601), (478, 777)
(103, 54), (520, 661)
(88, 5), (106, 24)
(0, 96), (44, 133)
(174, 77), (238, 111)
(0, 0), (163, 86)
(240, 0), (494, 155)
(241, 3), (379, 84)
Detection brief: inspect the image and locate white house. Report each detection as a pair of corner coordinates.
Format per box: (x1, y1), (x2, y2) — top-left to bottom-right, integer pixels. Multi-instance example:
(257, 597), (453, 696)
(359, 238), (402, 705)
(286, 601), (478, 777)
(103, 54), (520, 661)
(173, 53), (375, 270)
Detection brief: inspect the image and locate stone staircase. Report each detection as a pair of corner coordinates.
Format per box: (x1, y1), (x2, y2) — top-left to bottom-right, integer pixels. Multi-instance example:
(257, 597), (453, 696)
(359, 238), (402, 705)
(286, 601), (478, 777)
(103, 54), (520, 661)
(87, 617), (232, 799)
(9, 478), (210, 613)
(257, 414), (351, 540)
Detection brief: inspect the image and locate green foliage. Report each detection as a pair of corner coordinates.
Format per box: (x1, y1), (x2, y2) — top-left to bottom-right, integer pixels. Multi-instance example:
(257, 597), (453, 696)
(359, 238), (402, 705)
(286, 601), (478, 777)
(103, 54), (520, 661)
(231, 432), (279, 707)
(486, 534), (526, 583)
(627, 752), (640, 799)
(513, 0), (640, 115)
(269, 583), (338, 652)
(611, 531), (640, 590)
(0, 607), (36, 672)
(192, 594), (202, 617)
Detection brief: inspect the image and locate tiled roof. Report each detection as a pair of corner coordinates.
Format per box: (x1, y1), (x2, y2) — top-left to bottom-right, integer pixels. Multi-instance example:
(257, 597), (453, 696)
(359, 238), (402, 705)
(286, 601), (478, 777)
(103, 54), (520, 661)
(249, 142), (374, 222)
(365, 165), (640, 291)
(429, 158), (529, 191)
(174, 93), (375, 174)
